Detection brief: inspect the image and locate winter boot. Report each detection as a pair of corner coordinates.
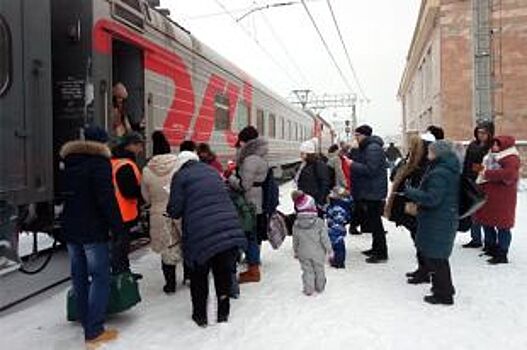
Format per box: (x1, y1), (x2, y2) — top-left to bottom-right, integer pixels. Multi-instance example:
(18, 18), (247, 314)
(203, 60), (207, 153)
(238, 265), (261, 284)
(192, 314), (208, 328)
(488, 250), (508, 265)
(85, 329), (119, 349)
(361, 248), (375, 256)
(349, 226), (362, 235)
(162, 263), (176, 294)
(217, 295), (230, 323)
(365, 254), (388, 264)
(407, 273), (431, 284)
(423, 294), (454, 306)
(481, 245), (498, 257)
(462, 240), (483, 248)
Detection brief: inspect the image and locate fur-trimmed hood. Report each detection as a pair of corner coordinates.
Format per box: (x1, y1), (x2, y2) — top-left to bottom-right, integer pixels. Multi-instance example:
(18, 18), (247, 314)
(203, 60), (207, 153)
(60, 140), (111, 159)
(237, 137), (268, 164)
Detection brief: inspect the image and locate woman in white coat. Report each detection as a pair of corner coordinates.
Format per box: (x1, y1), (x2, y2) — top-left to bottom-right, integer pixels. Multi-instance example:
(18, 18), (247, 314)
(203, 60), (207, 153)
(141, 132), (197, 293)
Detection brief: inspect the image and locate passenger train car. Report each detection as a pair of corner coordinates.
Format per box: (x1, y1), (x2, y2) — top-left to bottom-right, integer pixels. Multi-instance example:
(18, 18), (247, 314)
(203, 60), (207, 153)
(0, 0), (334, 237)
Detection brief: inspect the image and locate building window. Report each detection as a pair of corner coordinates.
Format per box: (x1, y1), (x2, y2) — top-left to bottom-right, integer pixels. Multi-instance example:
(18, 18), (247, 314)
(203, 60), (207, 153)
(268, 113), (276, 138)
(214, 94), (230, 131)
(0, 16), (11, 96)
(256, 109), (265, 135)
(236, 101), (250, 131)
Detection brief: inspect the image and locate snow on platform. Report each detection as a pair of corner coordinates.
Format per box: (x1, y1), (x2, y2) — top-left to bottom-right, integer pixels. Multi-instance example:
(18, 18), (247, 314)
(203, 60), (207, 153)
(2, 183), (527, 350)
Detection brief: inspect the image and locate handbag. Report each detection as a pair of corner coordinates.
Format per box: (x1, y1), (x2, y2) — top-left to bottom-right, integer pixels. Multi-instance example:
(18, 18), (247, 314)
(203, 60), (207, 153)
(459, 176), (487, 219)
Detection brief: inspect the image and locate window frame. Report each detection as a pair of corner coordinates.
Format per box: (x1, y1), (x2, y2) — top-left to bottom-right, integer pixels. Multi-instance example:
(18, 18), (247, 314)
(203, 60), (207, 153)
(236, 100), (250, 131)
(0, 15), (12, 97)
(214, 94), (231, 131)
(268, 113), (276, 139)
(256, 108), (265, 135)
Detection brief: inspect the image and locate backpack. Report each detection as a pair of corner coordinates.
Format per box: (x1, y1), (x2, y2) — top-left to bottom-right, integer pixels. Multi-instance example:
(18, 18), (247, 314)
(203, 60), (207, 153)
(229, 189), (256, 233)
(261, 168), (280, 215)
(267, 211), (288, 250)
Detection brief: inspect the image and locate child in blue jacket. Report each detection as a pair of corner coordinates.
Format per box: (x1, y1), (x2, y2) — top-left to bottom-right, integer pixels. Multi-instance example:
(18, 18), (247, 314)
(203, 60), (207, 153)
(326, 187), (353, 268)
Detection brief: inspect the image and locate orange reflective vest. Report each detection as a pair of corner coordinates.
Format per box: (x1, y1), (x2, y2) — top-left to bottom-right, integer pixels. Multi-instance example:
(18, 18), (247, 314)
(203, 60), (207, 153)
(111, 158), (142, 223)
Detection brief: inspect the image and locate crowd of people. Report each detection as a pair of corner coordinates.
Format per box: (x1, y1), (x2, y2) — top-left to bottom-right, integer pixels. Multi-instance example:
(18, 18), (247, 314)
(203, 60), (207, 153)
(58, 117), (522, 348)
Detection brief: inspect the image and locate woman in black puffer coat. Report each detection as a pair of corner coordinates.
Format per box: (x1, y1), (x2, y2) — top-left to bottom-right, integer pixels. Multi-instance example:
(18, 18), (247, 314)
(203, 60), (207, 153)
(167, 155), (247, 327)
(296, 140), (331, 216)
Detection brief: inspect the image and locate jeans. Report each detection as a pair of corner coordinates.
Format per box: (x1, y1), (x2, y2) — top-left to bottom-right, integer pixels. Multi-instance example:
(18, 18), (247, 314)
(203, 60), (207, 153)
(67, 243), (110, 340)
(189, 249), (235, 321)
(483, 226), (512, 253)
(470, 222), (483, 245)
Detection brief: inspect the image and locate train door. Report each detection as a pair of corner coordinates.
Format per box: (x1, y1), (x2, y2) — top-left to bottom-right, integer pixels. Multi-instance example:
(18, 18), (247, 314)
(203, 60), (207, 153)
(112, 39), (145, 137)
(0, 0), (52, 205)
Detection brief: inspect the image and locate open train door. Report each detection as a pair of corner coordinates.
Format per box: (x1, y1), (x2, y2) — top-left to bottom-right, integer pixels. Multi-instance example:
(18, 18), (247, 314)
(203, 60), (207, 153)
(0, 0), (53, 206)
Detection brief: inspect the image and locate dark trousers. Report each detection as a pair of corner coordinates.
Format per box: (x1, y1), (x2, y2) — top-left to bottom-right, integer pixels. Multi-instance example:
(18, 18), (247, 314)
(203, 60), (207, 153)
(410, 229), (427, 275)
(67, 243), (110, 340)
(362, 200), (387, 258)
(424, 257), (455, 298)
(111, 222), (134, 274)
(189, 249), (236, 321)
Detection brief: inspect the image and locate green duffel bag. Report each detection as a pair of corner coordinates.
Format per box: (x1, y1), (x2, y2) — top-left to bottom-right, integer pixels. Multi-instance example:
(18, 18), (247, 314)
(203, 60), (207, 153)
(67, 271), (141, 322)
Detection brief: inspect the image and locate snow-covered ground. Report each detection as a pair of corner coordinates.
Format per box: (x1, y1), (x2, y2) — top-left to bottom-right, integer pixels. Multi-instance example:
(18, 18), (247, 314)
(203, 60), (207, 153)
(2, 182), (527, 350)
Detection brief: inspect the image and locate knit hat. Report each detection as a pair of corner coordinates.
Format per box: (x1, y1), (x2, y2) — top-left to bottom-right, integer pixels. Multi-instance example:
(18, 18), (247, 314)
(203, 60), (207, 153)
(420, 132), (436, 143)
(426, 125), (445, 140)
(291, 190), (317, 213)
(430, 140), (453, 158)
(299, 140), (316, 154)
(354, 124), (373, 137)
(84, 125), (109, 143)
(236, 126), (259, 148)
(121, 132), (144, 146)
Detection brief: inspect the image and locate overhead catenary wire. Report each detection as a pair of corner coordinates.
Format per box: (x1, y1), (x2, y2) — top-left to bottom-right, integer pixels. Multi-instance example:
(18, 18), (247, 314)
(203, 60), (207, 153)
(300, 0), (355, 94)
(212, 0), (303, 88)
(253, 1), (311, 87)
(326, 0), (369, 101)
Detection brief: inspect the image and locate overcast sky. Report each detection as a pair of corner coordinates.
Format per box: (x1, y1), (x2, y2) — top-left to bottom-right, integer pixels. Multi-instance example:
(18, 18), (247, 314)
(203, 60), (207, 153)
(165, 0), (421, 137)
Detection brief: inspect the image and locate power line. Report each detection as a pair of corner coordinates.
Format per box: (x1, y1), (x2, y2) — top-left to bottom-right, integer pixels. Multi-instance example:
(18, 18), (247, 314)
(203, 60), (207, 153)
(300, 0), (355, 94)
(212, 0), (303, 88)
(326, 0), (369, 101)
(253, 1), (311, 87)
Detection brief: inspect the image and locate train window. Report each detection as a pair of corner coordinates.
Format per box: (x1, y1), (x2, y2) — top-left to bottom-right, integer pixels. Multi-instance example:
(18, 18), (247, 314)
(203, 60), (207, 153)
(214, 95), (230, 131)
(277, 116), (284, 139)
(295, 123), (299, 141)
(287, 120), (292, 141)
(256, 109), (265, 135)
(236, 101), (250, 131)
(268, 113), (276, 138)
(0, 16), (10, 96)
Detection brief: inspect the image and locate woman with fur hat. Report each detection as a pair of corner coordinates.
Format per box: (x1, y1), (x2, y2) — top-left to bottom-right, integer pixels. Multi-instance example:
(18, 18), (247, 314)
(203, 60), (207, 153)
(292, 191), (333, 296)
(404, 140), (460, 305)
(474, 136), (521, 264)
(228, 126), (269, 284)
(385, 133), (435, 284)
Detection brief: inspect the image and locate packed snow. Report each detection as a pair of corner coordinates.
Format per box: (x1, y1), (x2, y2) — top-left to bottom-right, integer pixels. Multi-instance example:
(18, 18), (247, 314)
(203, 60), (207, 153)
(1, 181), (527, 350)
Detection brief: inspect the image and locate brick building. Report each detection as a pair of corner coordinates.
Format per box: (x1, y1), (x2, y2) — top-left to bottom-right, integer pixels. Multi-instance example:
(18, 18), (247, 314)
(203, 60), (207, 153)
(398, 0), (527, 173)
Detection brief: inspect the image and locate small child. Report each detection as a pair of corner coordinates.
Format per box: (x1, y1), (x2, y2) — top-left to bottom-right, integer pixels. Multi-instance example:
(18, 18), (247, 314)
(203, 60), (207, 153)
(292, 191), (333, 296)
(326, 187), (353, 269)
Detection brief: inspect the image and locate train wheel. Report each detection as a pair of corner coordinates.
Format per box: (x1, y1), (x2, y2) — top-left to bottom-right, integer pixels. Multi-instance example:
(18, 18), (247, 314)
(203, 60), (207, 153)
(18, 231), (57, 275)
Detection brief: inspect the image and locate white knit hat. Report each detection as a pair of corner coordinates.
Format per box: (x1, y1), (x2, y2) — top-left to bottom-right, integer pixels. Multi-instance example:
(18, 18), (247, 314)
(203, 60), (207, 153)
(420, 132), (436, 143)
(300, 140), (316, 154)
(293, 192), (317, 213)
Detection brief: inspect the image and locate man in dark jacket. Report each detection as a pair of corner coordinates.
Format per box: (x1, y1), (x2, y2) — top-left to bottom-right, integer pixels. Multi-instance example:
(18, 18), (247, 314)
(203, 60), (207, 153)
(167, 157), (247, 327)
(350, 125), (389, 263)
(60, 126), (124, 346)
(461, 121), (494, 248)
(110, 132), (144, 275)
